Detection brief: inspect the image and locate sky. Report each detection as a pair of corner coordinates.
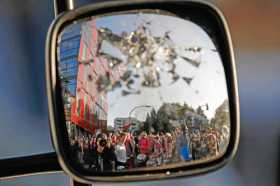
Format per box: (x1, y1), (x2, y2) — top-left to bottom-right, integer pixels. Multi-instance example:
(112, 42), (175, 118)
(94, 13), (229, 126)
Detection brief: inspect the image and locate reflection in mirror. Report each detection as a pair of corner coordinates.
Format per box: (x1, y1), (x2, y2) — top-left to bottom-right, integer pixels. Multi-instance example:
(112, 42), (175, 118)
(57, 11), (230, 173)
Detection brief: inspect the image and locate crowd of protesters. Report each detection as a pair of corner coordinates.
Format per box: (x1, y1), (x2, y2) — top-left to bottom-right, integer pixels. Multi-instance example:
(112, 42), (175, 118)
(69, 125), (228, 172)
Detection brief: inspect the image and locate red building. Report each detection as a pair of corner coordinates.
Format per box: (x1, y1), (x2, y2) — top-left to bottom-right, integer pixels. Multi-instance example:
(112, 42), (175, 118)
(70, 20), (123, 134)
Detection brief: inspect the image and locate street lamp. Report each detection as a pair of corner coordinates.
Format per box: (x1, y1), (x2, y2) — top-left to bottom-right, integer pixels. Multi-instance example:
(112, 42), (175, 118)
(128, 105), (153, 132)
(201, 103), (209, 111)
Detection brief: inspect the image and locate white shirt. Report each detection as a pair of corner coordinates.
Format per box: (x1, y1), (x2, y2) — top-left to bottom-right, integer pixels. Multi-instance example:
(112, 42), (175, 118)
(115, 143), (127, 163)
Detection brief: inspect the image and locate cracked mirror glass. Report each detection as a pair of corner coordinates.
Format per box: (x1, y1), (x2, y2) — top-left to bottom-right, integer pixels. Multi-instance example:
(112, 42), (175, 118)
(57, 10), (230, 173)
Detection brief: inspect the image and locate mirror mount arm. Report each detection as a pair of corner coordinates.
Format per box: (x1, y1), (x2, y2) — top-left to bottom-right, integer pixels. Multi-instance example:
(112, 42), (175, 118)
(53, 0), (75, 17)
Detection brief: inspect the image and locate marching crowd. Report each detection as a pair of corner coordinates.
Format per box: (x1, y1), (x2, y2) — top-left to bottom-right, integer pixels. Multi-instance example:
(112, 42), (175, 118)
(69, 126), (227, 172)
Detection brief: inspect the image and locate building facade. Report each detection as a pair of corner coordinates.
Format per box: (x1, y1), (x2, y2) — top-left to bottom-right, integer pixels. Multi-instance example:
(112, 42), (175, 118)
(114, 117), (140, 132)
(69, 20), (123, 134)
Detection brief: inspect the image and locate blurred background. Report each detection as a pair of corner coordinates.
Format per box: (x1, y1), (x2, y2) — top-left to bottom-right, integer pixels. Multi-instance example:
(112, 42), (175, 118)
(0, 0), (279, 185)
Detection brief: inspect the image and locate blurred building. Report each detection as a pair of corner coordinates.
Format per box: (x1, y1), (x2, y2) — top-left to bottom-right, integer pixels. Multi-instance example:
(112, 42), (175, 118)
(59, 20), (123, 134)
(114, 117), (140, 132)
(58, 23), (81, 137)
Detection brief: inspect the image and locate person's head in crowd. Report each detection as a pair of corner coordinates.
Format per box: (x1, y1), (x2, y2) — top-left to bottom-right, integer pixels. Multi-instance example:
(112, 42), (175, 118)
(115, 132), (119, 136)
(118, 132), (126, 143)
(96, 133), (108, 150)
(125, 133), (131, 142)
(136, 131), (141, 136)
(110, 133), (117, 145)
(141, 132), (147, 138)
(206, 134), (216, 147)
(154, 135), (160, 142)
(166, 133), (172, 141)
(192, 129), (201, 141)
(176, 127), (182, 135)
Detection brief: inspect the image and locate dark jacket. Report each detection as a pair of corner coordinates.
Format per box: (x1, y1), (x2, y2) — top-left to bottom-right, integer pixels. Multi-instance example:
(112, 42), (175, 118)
(89, 147), (116, 172)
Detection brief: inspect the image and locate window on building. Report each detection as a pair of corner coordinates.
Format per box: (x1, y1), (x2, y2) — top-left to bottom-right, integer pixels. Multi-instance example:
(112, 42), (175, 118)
(77, 99), (82, 116)
(84, 104), (89, 122)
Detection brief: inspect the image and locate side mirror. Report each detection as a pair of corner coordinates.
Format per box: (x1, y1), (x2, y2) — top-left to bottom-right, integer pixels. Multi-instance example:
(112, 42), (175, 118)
(45, 0), (239, 183)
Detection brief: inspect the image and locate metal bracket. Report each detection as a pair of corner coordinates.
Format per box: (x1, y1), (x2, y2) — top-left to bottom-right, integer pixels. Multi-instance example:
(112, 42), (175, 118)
(53, 0), (75, 17)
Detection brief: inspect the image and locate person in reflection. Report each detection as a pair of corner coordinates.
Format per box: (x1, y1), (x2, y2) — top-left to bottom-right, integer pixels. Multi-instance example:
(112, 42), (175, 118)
(136, 132), (150, 167)
(83, 137), (92, 169)
(175, 127), (190, 162)
(163, 133), (173, 163)
(138, 132), (150, 156)
(89, 135), (96, 150)
(216, 126), (228, 153)
(205, 131), (219, 157)
(151, 135), (163, 166)
(125, 133), (135, 169)
(89, 133), (116, 172)
(77, 136), (85, 164)
(191, 129), (209, 160)
(190, 129), (201, 160)
(70, 136), (80, 163)
(114, 132), (127, 170)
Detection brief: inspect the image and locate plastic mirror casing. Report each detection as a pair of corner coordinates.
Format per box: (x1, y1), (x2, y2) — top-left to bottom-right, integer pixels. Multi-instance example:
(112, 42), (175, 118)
(45, 0), (240, 183)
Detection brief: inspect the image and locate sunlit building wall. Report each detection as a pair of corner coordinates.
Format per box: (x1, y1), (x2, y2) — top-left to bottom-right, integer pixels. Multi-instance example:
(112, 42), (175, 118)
(70, 20), (123, 134)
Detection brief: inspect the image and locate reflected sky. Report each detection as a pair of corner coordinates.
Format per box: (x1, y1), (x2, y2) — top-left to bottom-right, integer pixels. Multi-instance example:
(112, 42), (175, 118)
(96, 14), (228, 125)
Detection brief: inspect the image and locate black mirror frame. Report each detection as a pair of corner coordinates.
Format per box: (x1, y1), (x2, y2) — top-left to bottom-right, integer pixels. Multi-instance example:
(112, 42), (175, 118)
(45, 0), (240, 183)
(0, 153), (61, 179)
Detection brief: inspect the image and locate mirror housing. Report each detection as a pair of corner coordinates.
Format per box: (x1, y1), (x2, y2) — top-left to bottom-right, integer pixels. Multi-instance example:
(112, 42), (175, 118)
(45, 0), (239, 183)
